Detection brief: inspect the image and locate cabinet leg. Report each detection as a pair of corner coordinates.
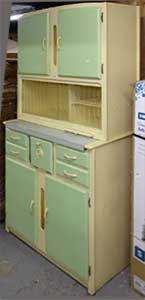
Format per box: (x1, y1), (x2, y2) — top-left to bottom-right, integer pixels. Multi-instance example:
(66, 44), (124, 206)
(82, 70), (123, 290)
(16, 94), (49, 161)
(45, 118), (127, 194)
(88, 288), (96, 296)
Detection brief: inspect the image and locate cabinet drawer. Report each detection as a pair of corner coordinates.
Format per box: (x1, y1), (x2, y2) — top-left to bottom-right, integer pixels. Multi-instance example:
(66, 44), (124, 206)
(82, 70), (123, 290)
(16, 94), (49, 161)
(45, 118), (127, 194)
(6, 142), (29, 162)
(6, 129), (29, 148)
(56, 145), (89, 169)
(56, 161), (89, 188)
(31, 137), (52, 173)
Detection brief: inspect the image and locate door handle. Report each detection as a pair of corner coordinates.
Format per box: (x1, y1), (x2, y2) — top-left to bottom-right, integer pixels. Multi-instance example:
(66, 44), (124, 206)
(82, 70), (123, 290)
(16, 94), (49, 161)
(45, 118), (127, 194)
(44, 208), (49, 224)
(57, 36), (62, 49)
(42, 37), (47, 50)
(30, 200), (35, 214)
(40, 188), (45, 230)
(53, 25), (57, 66)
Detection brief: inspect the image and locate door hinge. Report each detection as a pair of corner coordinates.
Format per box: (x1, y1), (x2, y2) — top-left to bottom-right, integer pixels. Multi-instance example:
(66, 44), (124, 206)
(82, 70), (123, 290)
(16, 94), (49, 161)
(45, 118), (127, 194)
(88, 197), (91, 208)
(88, 266), (91, 277)
(101, 12), (104, 22)
(101, 63), (104, 74)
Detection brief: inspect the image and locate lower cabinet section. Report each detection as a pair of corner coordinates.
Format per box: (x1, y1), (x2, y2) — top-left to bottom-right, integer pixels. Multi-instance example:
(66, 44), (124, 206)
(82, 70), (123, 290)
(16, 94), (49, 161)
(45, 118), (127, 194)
(5, 135), (131, 295)
(6, 156), (89, 284)
(45, 176), (89, 282)
(6, 158), (38, 245)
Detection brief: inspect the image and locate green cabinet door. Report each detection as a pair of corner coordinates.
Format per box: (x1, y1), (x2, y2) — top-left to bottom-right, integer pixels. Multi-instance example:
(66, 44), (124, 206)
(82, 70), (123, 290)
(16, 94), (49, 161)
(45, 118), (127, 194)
(45, 175), (88, 282)
(6, 158), (38, 244)
(18, 12), (50, 75)
(58, 7), (102, 79)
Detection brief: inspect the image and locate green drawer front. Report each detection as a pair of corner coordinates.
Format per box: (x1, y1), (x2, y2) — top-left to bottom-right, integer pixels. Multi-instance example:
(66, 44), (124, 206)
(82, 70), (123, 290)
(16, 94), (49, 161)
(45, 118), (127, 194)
(56, 161), (89, 188)
(31, 137), (52, 173)
(56, 145), (89, 169)
(6, 142), (29, 162)
(6, 129), (29, 148)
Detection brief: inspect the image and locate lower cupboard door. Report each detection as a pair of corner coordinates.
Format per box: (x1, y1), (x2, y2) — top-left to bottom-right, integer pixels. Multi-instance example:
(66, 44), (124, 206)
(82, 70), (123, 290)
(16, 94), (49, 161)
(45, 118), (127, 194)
(45, 175), (89, 282)
(6, 158), (37, 245)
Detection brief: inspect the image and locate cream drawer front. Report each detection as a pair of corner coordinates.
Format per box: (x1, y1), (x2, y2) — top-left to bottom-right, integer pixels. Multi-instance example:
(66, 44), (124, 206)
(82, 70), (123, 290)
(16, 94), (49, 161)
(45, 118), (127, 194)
(6, 129), (29, 148)
(31, 137), (52, 173)
(56, 161), (89, 188)
(6, 142), (29, 162)
(56, 145), (89, 169)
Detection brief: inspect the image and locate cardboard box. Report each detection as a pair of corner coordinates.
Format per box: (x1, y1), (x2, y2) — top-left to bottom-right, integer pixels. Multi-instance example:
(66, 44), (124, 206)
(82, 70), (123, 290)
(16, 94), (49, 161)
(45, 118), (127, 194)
(133, 136), (145, 240)
(133, 237), (145, 263)
(132, 81), (145, 296)
(135, 81), (145, 138)
(131, 237), (145, 296)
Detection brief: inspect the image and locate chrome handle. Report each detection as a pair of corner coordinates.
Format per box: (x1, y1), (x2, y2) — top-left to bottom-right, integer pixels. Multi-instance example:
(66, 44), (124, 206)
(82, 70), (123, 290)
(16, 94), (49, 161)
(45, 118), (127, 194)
(30, 200), (35, 214)
(10, 136), (20, 141)
(63, 170), (78, 179)
(44, 208), (49, 223)
(64, 154), (77, 161)
(10, 150), (19, 155)
(42, 37), (47, 50)
(57, 36), (62, 49)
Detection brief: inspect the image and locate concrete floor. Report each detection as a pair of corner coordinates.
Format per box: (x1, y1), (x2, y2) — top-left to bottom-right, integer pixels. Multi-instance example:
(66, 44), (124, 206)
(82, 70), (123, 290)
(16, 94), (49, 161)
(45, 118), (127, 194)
(0, 224), (141, 299)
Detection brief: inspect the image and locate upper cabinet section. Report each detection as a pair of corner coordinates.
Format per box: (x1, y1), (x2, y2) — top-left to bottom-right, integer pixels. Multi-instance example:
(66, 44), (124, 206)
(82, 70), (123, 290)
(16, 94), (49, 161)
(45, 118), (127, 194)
(18, 3), (139, 85)
(18, 12), (50, 75)
(18, 4), (102, 80)
(18, 3), (140, 140)
(57, 7), (102, 79)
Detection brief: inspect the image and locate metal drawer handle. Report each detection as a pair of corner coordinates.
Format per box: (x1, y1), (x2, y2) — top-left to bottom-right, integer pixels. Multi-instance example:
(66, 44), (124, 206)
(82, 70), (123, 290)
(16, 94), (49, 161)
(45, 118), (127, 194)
(36, 148), (44, 158)
(10, 136), (20, 141)
(30, 200), (35, 214)
(63, 170), (78, 179)
(10, 150), (19, 156)
(64, 154), (77, 161)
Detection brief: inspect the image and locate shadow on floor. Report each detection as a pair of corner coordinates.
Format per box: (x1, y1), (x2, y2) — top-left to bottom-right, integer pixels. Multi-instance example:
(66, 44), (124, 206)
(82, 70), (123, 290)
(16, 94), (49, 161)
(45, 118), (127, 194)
(0, 223), (141, 299)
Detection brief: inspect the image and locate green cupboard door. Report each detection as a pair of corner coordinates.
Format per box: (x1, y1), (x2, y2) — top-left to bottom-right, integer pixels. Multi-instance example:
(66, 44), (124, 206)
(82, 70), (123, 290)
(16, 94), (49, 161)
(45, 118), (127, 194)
(58, 7), (102, 79)
(45, 176), (89, 282)
(6, 158), (37, 244)
(18, 12), (49, 75)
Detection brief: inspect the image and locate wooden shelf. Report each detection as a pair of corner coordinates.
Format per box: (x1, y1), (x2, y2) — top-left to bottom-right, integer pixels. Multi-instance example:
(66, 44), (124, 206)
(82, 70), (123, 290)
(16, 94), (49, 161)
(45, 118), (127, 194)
(20, 79), (102, 130)
(71, 101), (101, 108)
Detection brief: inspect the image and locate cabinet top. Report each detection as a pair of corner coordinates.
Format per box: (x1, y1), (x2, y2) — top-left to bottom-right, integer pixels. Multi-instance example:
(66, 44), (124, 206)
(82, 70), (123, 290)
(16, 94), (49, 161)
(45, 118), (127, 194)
(5, 120), (98, 151)
(19, 2), (139, 20)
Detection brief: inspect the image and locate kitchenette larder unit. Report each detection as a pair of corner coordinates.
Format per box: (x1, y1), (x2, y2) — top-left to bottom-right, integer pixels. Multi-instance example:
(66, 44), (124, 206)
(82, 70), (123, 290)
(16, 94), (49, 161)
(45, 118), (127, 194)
(5, 2), (139, 295)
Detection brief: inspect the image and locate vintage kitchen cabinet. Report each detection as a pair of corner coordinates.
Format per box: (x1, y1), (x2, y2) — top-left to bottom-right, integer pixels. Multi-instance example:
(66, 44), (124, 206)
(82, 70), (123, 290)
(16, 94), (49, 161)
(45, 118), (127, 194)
(5, 120), (132, 294)
(18, 2), (140, 141)
(5, 1), (139, 296)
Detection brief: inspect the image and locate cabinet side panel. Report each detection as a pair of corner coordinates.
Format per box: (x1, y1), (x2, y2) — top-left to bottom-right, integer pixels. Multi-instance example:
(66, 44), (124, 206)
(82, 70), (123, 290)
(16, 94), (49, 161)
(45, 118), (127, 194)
(94, 136), (132, 289)
(107, 4), (139, 139)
